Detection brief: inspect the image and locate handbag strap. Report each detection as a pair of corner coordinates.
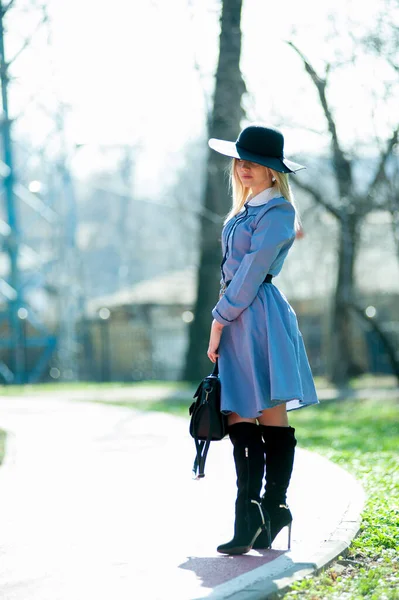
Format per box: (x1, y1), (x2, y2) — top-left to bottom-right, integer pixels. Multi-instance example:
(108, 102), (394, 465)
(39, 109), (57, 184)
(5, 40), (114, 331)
(192, 438), (210, 479)
(212, 358), (219, 377)
(192, 359), (221, 478)
(192, 389), (222, 478)
(192, 398), (213, 478)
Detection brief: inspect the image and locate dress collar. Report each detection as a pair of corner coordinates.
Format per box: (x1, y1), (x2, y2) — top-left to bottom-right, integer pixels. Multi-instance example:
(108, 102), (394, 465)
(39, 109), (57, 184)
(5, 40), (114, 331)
(246, 186), (282, 206)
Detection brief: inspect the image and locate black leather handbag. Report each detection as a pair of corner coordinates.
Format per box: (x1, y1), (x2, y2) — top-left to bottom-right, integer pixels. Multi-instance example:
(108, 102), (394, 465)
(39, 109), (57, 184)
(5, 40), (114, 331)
(189, 360), (228, 478)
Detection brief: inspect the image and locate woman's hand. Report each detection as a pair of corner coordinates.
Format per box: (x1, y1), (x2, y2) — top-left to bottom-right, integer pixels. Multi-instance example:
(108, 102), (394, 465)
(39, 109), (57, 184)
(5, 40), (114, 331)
(207, 319), (224, 363)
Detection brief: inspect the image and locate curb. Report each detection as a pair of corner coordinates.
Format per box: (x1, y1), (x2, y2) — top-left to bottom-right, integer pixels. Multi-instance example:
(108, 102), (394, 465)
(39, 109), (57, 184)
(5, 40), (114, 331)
(195, 453), (365, 600)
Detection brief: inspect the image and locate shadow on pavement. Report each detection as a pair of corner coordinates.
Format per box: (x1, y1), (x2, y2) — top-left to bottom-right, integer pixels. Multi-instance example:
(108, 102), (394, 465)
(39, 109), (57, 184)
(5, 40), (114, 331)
(178, 549), (285, 588)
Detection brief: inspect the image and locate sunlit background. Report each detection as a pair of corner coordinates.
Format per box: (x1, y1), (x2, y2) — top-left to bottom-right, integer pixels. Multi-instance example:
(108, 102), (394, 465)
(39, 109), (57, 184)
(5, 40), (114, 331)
(1, 0), (398, 384)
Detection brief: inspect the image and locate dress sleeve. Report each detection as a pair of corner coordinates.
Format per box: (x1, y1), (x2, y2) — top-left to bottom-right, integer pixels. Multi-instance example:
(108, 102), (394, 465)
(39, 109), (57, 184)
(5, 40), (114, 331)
(212, 202), (295, 326)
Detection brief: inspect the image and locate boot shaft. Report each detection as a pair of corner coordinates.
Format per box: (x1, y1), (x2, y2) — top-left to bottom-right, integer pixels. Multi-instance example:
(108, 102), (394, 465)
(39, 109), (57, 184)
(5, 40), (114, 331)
(260, 425), (297, 505)
(229, 422), (265, 503)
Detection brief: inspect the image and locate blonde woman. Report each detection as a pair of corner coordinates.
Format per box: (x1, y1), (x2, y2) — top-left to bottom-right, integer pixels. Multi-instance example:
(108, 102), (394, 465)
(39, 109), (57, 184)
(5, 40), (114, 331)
(207, 125), (318, 555)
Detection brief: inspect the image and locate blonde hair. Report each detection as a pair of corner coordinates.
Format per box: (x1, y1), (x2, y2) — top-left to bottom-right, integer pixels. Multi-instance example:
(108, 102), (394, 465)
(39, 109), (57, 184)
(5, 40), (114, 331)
(224, 159), (302, 232)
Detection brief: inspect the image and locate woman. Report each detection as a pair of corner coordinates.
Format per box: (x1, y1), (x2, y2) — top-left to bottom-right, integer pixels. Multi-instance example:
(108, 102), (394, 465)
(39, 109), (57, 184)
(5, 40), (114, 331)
(207, 124), (319, 555)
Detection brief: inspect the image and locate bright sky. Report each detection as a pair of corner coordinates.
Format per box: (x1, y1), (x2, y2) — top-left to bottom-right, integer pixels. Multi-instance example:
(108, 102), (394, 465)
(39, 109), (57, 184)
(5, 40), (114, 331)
(5, 0), (397, 194)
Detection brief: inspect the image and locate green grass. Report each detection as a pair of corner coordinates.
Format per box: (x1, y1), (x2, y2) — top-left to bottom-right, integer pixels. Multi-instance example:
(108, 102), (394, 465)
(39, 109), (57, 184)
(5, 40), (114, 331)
(284, 398), (399, 600)
(348, 374), (399, 390)
(0, 380), (193, 396)
(0, 429), (6, 465)
(0, 374), (395, 397)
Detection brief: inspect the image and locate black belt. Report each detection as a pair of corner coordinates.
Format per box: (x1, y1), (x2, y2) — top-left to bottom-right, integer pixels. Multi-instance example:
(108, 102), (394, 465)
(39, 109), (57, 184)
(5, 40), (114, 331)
(225, 273), (273, 288)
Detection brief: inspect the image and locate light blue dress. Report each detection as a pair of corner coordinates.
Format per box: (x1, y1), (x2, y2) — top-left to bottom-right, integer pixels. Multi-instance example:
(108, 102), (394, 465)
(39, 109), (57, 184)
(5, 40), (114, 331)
(212, 188), (319, 417)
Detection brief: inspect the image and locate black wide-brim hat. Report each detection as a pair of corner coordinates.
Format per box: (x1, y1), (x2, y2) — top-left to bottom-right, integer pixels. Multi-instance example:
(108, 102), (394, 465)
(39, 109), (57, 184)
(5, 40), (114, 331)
(208, 124), (305, 173)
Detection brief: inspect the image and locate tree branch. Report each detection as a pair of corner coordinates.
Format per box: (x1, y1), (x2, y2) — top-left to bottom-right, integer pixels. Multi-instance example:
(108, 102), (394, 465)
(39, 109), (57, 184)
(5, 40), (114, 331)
(2, 0), (15, 14)
(9, 14), (48, 66)
(387, 57), (399, 73)
(369, 125), (399, 195)
(287, 43), (339, 153)
(287, 41), (352, 191)
(292, 178), (342, 220)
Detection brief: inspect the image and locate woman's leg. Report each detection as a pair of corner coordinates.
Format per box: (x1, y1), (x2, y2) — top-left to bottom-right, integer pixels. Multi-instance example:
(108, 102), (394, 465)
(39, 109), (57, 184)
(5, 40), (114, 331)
(228, 412), (257, 426)
(257, 403), (289, 427)
(254, 403), (296, 549)
(217, 414), (269, 554)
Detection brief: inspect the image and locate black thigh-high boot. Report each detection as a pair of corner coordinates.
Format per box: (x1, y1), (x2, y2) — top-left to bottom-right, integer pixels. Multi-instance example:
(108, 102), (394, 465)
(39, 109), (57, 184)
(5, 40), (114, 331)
(253, 425), (297, 549)
(217, 422), (271, 555)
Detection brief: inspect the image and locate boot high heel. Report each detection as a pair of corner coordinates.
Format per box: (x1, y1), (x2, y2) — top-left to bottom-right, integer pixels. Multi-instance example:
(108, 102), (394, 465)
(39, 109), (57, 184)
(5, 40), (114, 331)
(217, 499), (269, 555)
(253, 502), (292, 549)
(266, 501), (292, 547)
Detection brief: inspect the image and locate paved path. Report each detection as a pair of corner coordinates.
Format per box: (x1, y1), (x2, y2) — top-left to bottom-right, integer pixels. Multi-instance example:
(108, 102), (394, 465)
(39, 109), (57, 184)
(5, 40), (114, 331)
(0, 397), (364, 600)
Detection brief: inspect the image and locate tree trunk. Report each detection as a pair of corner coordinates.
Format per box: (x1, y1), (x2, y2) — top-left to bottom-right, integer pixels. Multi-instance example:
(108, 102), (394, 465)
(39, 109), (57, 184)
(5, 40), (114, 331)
(329, 213), (360, 384)
(183, 0), (245, 381)
(288, 42), (399, 384)
(349, 302), (399, 382)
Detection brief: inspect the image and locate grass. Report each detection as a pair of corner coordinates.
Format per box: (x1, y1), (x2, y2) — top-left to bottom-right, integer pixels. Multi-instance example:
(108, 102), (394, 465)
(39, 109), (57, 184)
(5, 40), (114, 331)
(0, 380), (193, 396)
(284, 398), (399, 600)
(0, 373), (395, 399)
(347, 374), (399, 390)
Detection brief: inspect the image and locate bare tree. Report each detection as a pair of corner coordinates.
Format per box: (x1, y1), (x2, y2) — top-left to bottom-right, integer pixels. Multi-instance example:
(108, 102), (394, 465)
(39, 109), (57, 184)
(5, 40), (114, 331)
(359, 0), (399, 263)
(387, 167), (399, 263)
(360, 0), (399, 74)
(183, 0), (245, 381)
(288, 42), (399, 384)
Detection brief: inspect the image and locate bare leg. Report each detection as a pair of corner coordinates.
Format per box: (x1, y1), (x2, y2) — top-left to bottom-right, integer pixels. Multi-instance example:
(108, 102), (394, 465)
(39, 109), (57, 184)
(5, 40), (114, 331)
(228, 404), (288, 427)
(228, 412), (257, 426)
(257, 403), (289, 427)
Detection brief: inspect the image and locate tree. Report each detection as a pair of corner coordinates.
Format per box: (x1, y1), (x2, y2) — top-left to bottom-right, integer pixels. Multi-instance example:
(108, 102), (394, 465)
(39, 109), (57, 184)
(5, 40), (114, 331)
(359, 0), (399, 263)
(361, 0), (399, 75)
(183, 0), (245, 381)
(288, 41), (399, 384)
(387, 164), (399, 264)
